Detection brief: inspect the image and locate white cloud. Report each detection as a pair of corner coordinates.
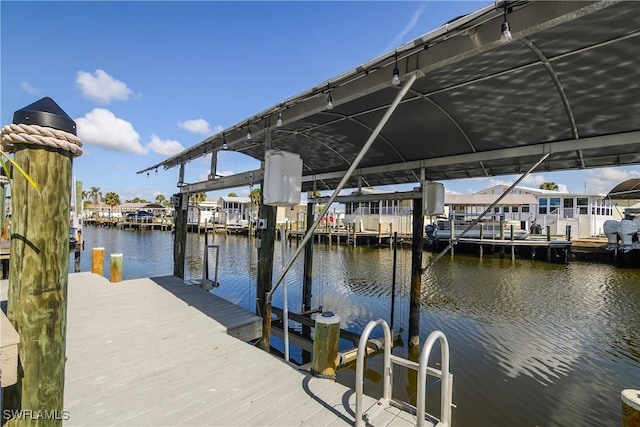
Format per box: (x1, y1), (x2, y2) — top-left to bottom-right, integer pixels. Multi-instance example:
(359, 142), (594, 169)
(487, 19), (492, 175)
(20, 81), (41, 95)
(76, 108), (147, 155)
(585, 167), (640, 194)
(382, 2), (427, 53)
(76, 69), (133, 104)
(521, 174), (567, 192)
(197, 169), (234, 181)
(148, 135), (185, 156)
(178, 119), (215, 135)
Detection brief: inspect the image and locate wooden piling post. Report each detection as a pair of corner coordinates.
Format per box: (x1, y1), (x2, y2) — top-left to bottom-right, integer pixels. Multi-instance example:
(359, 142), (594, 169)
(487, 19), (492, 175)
(174, 192), (188, 279)
(546, 225), (551, 242)
(449, 219), (455, 257)
(312, 312), (340, 379)
(74, 249), (81, 273)
(110, 253), (123, 283)
(3, 97), (81, 423)
(92, 247), (105, 276)
(409, 198), (424, 349)
(302, 202), (315, 313)
(257, 198), (277, 352)
(500, 218), (505, 240)
(622, 389), (640, 427)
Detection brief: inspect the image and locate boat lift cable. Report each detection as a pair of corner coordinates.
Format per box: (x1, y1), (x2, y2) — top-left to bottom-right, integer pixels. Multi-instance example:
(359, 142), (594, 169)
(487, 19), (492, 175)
(266, 71), (419, 305)
(424, 152), (551, 271)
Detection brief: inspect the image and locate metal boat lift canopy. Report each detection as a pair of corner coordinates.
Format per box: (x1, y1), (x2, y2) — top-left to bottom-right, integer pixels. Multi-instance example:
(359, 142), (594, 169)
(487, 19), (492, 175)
(139, 1), (640, 194)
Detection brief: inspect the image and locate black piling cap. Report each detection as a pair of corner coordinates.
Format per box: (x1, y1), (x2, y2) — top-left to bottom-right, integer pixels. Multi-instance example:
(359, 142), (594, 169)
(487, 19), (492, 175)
(13, 97), (76, 136)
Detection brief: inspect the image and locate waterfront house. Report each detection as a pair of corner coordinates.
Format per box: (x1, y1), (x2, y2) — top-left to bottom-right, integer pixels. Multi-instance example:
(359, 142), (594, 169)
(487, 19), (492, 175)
(188, 198), (219, 225)
(217, 196), (253, 227)
(341, 189), (414, 234)
(338, 185), (615, 238)
(463, 185), (614, 238)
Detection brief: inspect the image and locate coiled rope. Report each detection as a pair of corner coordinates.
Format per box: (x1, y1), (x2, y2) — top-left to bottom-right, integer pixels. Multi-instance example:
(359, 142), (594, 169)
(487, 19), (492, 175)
(1, 123), (83, 157)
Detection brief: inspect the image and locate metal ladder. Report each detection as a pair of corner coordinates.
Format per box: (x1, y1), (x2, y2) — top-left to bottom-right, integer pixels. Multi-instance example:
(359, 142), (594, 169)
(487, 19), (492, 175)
(355, 319), (453, 427)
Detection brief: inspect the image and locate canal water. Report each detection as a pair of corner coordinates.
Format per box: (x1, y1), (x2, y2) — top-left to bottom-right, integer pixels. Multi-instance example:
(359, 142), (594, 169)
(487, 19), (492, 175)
(73, 226), (640, 427)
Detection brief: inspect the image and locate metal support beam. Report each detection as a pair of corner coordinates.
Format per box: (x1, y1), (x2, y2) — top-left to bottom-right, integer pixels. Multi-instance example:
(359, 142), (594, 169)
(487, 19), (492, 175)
(301, 131), (640, 184)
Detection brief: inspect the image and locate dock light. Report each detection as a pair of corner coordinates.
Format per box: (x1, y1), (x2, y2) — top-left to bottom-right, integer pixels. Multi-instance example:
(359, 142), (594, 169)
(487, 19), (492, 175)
(245, 122), (252, 140)
(326, 84), (334, 110)
(276, 111), (283, 127)
(500, 4), (512, 43)
(327, 93), (334, 110)
(223, 134), (228, 150)
(392, 52), (401, 86)
(155, 168), (158, 175)
(146, 171), (149, 178)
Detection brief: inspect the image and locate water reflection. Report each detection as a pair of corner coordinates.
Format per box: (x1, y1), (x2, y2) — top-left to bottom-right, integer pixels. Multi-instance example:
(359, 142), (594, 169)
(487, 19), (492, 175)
(74, 227), (640, 427)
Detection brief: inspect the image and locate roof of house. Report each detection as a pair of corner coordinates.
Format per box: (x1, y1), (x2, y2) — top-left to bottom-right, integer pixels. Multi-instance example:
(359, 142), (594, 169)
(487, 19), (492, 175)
(218, 196), (251, 203)
(478, 184), (606, 197)
(446, 193), (537, 206)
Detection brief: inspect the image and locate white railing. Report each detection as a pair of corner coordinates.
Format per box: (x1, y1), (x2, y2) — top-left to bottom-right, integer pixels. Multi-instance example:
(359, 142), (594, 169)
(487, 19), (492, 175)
(355, 319), (453, 427)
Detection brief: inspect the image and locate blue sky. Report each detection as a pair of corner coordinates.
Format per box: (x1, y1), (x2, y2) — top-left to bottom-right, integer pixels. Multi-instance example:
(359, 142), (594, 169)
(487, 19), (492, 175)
(2, 1), (638, 203)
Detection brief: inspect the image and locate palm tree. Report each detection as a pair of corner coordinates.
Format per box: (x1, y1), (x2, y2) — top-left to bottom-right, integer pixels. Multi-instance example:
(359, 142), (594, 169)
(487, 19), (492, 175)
(103, 192), (120, 219)
(249, 188), (261, 231)
(227, 192), (238, 197)
(125, 197), (151, 203)
(249, 188), (261, 205)
(190, 192), (207, 204)
(539, 182), (559, 191)
(88, 186), (102, 204)
(155, 194), (167, 205)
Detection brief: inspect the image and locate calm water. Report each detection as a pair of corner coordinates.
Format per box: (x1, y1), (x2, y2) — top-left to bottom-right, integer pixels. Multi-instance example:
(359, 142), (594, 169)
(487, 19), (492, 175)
(73, 226), (640, 427)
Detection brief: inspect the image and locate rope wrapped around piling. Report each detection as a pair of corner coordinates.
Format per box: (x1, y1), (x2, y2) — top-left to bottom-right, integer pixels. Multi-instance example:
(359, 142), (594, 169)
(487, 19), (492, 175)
(1, 123), (83, 157)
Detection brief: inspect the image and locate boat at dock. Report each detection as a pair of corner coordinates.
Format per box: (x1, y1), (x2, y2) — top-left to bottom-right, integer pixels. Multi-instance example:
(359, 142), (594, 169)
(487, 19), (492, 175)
(603, 214), (640, 253)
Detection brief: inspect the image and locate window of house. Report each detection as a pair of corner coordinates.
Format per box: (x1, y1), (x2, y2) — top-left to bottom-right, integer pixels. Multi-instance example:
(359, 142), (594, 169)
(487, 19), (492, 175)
(504, 206), (510, 213)
(370, 201), (380, 215)
(521, 205), (529, 213)
(512, 206), (519, 213)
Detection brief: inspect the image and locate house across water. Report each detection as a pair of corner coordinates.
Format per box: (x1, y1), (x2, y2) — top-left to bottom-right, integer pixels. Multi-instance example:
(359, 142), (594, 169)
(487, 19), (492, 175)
(340, 185), (615, 239)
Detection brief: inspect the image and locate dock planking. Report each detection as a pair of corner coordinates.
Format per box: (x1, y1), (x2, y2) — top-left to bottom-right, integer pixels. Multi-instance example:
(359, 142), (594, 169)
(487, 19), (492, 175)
(2, 272), (417, 426)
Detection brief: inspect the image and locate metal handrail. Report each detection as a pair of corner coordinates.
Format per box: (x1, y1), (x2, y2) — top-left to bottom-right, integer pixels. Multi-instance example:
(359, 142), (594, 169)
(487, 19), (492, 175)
(355, 319), (392, 427)
(354, 319), (453, 427)
(417, 331), (452, 427)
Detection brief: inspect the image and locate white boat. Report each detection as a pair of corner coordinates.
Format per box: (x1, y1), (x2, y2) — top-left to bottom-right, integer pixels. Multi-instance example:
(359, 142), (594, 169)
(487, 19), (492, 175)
(603, 217), (640, 253)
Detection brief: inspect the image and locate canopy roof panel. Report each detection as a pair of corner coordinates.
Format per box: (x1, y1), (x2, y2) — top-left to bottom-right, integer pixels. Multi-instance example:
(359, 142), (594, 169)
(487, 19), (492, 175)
(607, 178), (640, 200)
(139, 1), (640, 194)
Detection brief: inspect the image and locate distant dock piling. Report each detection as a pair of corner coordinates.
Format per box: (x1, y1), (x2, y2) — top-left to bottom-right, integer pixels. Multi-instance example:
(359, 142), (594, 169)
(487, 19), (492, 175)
(110, 253), (123, 283)
(92, 247), (105, 276)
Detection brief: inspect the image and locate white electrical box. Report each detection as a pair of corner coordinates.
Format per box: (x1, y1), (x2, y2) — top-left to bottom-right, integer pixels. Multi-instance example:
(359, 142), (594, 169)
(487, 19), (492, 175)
(423, 182), (445, 215)
(263, 149), (302, 206)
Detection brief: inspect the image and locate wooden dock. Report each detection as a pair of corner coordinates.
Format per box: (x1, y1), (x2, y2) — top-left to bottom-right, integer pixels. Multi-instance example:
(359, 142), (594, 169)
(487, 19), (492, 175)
(1, 273), (418, 426)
